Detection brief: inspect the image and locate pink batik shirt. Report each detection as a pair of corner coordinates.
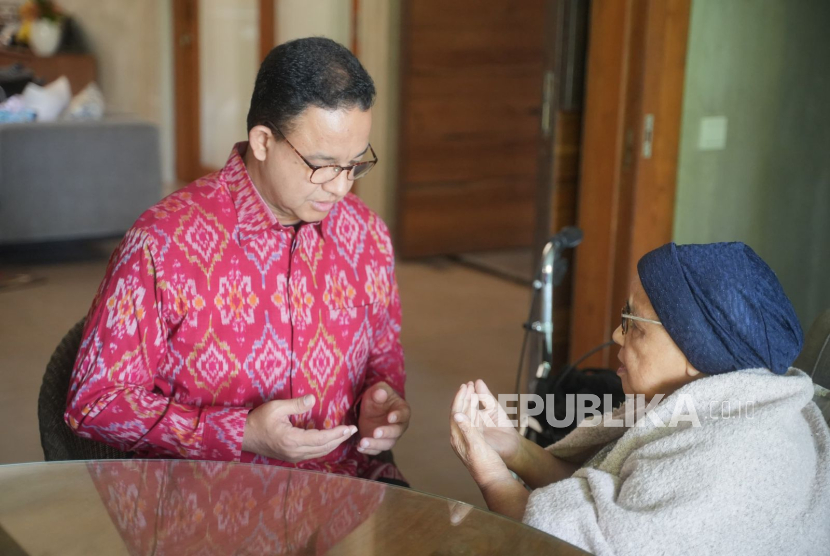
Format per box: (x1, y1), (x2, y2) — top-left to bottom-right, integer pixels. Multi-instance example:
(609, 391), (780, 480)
(66, 143), (406, 480)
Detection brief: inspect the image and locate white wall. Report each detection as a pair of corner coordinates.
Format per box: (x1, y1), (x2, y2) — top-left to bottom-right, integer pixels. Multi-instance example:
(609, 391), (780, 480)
(199, 0), (259, 169)
(674, 0), (830, 328)
(275, 0), (351, 46)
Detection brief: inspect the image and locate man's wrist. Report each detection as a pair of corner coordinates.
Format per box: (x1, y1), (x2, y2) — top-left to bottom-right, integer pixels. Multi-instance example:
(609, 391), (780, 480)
(203, 406), (251, 461)
(241, 410), (264, 456)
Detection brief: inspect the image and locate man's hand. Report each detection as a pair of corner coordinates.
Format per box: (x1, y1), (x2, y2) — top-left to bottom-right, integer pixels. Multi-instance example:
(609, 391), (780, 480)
(242, 395), (357, 463)
(357, 382), (411, 456)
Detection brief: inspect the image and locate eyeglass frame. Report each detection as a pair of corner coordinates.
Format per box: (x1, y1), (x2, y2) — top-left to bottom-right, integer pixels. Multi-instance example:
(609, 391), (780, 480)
(621, 301), (662, 335)
(263, 121), (378, 184)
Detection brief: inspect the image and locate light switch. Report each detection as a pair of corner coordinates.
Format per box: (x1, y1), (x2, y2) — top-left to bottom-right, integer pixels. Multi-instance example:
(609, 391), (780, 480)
(698, 116), (728, 151)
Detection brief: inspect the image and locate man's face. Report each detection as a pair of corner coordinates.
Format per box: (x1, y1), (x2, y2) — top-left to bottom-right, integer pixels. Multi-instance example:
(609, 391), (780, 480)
(247, 105), (373, 225)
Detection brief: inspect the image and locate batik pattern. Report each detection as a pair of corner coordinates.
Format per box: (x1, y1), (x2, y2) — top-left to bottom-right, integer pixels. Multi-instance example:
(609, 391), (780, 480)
(67, 143), (405, 480)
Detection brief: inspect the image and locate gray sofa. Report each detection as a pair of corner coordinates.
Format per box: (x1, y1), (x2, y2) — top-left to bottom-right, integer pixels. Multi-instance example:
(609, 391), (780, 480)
(0, 116), (162, 244)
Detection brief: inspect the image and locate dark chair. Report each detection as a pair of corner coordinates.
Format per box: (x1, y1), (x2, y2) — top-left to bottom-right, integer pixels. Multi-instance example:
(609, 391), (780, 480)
(38, 318), (131, 460)
(794, 308), (830, 390)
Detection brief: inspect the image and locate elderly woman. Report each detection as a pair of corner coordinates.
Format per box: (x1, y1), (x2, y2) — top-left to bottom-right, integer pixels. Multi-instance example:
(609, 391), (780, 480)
(450, 242), (830, 555)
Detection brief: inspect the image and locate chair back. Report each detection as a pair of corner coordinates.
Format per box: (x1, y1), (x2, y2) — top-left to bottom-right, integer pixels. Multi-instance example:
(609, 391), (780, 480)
(38, 318), (132, 460)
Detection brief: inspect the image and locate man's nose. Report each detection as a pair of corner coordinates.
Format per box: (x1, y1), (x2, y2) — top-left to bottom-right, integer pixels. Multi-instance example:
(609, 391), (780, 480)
(323, 171), (351, 197)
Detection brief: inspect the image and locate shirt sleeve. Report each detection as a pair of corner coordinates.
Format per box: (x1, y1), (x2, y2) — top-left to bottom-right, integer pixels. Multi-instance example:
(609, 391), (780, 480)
(364, 264), (406, 398)
(65, 228), (249, 461)
(361, 223), (406, 400)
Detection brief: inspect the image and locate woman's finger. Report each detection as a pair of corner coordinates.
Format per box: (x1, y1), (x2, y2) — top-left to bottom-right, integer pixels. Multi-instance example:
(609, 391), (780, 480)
(452, 383), (467, 415)
(448, 501), (475, 526)
(455, 413), (487, 446)
(475, 379), (492, 397)
(454, 412), (471, 432)
(463, 382), (474, 416)
(475, 380), (497, 408)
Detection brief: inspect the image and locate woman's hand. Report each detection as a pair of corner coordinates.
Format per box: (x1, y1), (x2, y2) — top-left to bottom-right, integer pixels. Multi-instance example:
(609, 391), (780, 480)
(466, 380), (524, 469)
(451, 381), (580, 494)
(450, 382), (514, 489)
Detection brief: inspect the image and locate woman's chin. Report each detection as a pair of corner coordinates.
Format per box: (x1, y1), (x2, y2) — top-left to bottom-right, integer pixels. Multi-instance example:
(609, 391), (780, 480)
(617, 369), (633, 396)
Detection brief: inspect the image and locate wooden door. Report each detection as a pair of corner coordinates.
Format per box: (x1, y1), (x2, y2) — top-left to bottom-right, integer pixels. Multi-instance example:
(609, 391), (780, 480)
(396, 0), (547, 258)
(395, 0), (589, 378)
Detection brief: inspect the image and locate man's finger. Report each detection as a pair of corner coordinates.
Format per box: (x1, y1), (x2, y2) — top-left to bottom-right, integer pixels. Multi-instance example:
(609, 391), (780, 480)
(357, 437), (396, 453)
(305, 431), (357, 459)
(387, 402), (411, 425)
(370, 424), (405, 440)
(278, 394), (315, 416)
(295, 425), (356, 447)
(372, 385), (389, 405)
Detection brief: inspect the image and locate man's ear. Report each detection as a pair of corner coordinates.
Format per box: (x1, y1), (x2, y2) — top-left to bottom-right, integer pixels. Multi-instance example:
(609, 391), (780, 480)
(248, 125), (273, 162)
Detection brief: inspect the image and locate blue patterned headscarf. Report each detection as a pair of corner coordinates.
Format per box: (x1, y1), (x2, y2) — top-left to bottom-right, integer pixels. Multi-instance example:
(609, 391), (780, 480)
(637, 242), (803, 375)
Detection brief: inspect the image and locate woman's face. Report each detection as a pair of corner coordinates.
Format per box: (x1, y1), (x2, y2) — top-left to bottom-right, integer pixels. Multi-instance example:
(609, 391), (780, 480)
(611, 275), (702, 400)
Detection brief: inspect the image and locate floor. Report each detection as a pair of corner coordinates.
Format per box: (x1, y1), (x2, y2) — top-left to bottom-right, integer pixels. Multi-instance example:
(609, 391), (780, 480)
(0, 249), (532, 508)
(456, 247), (536, 285)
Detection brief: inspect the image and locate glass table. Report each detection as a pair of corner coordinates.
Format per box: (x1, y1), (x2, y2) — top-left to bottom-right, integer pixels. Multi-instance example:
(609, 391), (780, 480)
(0, 460), (587, 555)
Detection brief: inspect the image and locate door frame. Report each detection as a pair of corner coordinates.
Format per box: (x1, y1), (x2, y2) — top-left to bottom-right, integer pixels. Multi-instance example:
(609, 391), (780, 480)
(568, 0), (691, 366)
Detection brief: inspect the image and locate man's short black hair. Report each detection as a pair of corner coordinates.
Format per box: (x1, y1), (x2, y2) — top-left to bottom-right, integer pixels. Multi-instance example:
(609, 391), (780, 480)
(246, 37), (376, 134)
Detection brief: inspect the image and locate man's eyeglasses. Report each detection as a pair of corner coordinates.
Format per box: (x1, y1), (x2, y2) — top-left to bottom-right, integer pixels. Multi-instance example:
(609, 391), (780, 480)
(266, 122), (378, 185)
(621, 301), (662, 335)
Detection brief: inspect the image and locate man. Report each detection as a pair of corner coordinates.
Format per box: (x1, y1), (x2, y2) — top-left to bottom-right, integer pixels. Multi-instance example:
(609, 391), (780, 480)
(66, 38), (409, 483)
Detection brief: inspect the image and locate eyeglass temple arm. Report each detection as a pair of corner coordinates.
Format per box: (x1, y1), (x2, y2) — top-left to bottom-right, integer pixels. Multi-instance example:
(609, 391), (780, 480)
(622, 314), (662, 325)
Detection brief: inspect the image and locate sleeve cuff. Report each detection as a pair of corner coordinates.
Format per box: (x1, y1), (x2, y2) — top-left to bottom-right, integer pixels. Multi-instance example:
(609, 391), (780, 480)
(201, 406), (250, 462)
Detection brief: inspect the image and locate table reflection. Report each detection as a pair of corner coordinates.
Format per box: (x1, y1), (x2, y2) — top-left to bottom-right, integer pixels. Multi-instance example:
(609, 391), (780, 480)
(88, 460), (383, 555)
(0, 461), (587, 555)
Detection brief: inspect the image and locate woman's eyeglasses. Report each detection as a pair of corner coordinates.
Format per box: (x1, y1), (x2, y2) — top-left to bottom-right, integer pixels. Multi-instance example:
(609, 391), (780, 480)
(621, 301), (662, 335)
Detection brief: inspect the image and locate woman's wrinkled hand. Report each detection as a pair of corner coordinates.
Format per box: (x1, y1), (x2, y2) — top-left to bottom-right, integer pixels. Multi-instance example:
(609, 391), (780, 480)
(450, 381), (513, 489)
(469, 380), (524, 467)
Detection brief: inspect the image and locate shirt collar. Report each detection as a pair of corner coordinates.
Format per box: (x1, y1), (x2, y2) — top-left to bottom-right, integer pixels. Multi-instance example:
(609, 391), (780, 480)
(222, 142), (325, 245)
